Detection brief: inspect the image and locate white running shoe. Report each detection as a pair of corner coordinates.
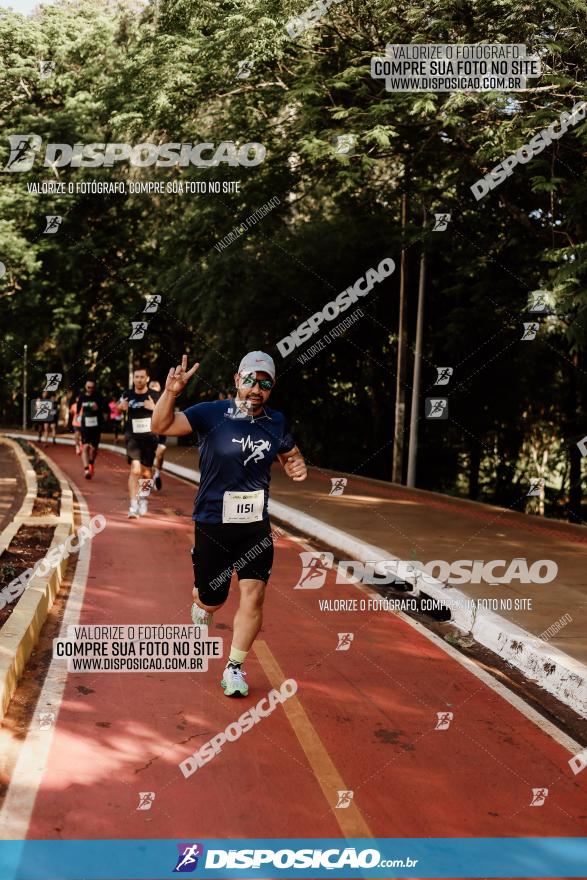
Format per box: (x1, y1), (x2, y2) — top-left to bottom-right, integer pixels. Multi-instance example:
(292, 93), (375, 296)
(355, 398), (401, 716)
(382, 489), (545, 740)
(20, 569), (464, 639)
(191, 603), (212, 627)
(138, 498), (148, 516)
(128, 501), (139, 518)
(221, 664), (248, 697)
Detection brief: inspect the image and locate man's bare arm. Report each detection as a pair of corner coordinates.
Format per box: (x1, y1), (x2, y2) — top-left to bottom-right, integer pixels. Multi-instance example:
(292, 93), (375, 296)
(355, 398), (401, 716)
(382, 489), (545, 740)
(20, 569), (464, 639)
(151, 392), (193, 436)
(151, 355), (200, 436)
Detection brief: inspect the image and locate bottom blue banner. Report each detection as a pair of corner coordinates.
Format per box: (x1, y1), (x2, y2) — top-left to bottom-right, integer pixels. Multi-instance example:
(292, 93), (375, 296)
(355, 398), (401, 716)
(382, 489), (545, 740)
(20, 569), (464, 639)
(0, 837), (586, 879)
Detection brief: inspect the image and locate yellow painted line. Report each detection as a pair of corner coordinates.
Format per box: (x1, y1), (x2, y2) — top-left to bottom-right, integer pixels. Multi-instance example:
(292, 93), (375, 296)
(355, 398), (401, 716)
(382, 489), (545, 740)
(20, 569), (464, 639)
(253, 639), (373, 838)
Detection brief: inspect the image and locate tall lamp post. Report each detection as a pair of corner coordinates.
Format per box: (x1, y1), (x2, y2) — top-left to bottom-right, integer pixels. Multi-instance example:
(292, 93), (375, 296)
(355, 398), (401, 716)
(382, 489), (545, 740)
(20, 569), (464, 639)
(22, 344), (28, 430)
(407, 206), (427, 487)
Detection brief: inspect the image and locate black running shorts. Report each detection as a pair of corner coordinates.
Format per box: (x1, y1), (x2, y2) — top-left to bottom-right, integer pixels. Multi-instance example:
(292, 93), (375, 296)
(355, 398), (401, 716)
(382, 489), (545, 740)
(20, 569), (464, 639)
(126, 435), (158, 467)
(192, 519), (274, 606)
(80, 427), (101, 447)
(157, 434), (168, 447)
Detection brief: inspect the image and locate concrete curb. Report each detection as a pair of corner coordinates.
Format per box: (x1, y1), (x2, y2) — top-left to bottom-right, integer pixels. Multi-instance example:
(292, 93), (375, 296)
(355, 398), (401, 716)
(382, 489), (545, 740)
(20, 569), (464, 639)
(6, 434), (586, 718)
(0, 436), (75, 720)
(267, 500), (587, 719)
(0, 437), (37, 555)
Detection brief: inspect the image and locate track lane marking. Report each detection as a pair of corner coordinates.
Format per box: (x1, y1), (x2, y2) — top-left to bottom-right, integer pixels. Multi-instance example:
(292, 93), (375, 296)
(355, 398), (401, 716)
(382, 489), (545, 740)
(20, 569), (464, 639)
(253, 639), (373, 838)
(0, 476), (91, 840)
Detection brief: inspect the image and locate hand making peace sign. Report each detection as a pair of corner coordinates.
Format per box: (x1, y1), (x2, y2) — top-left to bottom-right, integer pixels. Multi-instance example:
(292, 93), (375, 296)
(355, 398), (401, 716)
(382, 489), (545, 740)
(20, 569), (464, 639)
(165, 354), (200, 397)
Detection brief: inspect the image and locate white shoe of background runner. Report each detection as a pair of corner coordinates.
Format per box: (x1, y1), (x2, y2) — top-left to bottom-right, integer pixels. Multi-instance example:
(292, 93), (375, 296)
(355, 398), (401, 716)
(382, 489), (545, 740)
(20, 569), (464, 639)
(138, 498), (148, 516)
(191, 603), (212, 627)
(128, 501), (139, 519)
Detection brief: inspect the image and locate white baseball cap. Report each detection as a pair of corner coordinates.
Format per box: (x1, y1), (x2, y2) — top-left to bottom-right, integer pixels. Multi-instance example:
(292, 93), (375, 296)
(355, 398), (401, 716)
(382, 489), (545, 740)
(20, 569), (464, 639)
(238, 351), (276, 381)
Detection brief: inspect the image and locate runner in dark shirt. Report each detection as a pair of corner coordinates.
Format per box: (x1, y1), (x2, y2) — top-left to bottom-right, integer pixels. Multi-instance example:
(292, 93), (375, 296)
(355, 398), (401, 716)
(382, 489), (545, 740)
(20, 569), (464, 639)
(152, 351), (307, 697)
(118, 366), (161, 518)
(76, 377), (108, 480)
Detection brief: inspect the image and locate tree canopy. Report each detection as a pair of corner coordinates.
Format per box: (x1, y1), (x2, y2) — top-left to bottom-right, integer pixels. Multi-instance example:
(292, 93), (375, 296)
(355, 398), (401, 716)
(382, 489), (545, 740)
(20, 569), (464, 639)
(1, 0), (586, 519)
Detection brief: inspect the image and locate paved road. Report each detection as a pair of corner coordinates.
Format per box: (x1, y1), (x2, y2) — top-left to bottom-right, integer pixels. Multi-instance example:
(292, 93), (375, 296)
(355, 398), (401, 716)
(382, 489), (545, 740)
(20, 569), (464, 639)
(3, 442), (585, 851)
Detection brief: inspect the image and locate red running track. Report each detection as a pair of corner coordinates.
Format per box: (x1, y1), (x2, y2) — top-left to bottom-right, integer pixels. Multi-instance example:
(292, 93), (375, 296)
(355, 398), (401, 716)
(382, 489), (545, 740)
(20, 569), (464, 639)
(14, 444), (586, 845)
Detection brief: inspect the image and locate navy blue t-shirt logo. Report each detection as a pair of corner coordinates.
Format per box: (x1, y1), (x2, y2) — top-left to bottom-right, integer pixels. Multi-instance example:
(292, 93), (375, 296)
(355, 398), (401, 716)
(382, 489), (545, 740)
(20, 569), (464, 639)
(232, 435), (272, 465)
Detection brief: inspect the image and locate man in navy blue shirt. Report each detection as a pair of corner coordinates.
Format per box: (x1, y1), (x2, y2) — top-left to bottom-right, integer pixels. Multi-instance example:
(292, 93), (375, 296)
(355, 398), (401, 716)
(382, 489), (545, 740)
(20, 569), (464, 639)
(152, 351), (307, 697)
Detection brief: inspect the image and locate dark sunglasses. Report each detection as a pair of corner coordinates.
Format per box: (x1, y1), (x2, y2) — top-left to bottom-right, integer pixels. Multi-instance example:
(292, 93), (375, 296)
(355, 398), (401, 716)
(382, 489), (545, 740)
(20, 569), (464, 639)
(240, 373), (274, 391)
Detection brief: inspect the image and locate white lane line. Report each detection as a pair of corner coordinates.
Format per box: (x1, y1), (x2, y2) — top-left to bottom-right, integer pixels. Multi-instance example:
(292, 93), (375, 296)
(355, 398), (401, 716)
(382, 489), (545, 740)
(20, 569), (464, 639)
(0, 477), (91, 840)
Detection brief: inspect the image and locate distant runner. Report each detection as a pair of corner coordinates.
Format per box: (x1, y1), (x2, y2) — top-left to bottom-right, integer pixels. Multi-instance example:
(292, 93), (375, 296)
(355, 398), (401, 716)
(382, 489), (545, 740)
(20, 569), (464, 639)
(42, 392), (58, 446)
(152, 351), (307, 697)
(118, 366), (161, 518)
(76, 377), (108, 480)
(70, 396), (82, 454)
(108, 398), (123, 442)
(148, 379), (167, 491)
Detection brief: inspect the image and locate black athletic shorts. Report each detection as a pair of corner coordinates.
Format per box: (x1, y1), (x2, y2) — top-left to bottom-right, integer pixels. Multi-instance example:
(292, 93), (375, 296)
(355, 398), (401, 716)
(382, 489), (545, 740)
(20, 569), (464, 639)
(192, 519), (274, 606)
(126, 435), (158, 467)
(80, 427), (101, 447)
(157, 434), (168, 447)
